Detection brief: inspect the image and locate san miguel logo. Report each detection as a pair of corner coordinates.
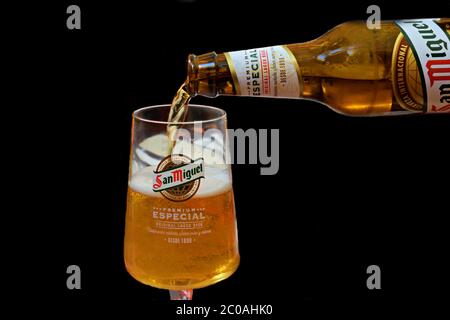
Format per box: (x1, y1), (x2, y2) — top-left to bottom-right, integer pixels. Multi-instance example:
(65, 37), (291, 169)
(152, 154), (204, 201)
(393, 19), (450, 113)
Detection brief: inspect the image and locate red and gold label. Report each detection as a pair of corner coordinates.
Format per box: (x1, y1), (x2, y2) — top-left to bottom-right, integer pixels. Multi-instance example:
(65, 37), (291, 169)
(392, 19), (450, 113)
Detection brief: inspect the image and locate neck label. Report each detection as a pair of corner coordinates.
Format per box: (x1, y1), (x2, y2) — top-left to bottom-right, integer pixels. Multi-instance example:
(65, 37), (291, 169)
(225, 45), (302, 98)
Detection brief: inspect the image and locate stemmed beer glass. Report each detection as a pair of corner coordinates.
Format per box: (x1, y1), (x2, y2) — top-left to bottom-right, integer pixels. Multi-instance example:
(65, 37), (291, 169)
(124, 104), (239, 299)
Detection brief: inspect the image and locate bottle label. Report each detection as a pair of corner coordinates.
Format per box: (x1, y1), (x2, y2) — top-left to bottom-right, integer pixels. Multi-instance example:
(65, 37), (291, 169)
(225, 45), (302, 98)
(393, 19), (450, 113)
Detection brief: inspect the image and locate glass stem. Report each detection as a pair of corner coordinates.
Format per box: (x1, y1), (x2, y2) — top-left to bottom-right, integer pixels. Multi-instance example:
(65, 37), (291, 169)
(169, 289), (193, 300)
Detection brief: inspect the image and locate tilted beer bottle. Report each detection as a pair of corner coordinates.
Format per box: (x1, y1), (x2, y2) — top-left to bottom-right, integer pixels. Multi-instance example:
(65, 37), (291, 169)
(185, 18), (450, 116)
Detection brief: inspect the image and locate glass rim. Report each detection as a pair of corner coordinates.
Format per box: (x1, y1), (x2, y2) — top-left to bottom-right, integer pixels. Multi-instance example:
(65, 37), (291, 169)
(133, 104), (227, 125)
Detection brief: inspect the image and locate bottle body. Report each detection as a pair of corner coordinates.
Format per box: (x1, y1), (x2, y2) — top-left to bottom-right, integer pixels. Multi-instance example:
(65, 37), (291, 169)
(187, 18), (450, 116)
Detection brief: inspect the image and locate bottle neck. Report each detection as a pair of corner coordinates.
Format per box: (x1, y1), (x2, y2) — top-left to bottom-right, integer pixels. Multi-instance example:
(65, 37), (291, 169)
(187, 52), (234, 98)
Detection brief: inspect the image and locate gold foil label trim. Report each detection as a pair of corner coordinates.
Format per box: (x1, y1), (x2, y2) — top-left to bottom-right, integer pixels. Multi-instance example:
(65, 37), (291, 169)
(224, 52), (241, 95)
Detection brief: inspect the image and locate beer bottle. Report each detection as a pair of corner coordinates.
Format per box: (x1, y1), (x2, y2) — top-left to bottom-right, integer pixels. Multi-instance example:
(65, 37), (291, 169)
(185, 18), (450, 116)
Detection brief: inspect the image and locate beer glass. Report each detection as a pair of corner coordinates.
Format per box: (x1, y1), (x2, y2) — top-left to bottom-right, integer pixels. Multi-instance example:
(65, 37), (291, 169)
(124, 104), (240, 300)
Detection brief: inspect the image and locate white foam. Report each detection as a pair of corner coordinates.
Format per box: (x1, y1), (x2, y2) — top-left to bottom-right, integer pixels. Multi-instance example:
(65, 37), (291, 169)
(129, 165), (232, 198)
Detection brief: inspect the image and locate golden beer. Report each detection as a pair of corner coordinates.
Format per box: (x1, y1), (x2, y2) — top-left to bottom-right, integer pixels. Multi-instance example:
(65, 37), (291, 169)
(124, 165), (239, 290)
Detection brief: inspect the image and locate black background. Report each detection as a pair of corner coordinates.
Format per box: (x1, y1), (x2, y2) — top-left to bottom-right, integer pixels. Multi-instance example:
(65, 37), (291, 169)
(11, 0), (450, 315)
